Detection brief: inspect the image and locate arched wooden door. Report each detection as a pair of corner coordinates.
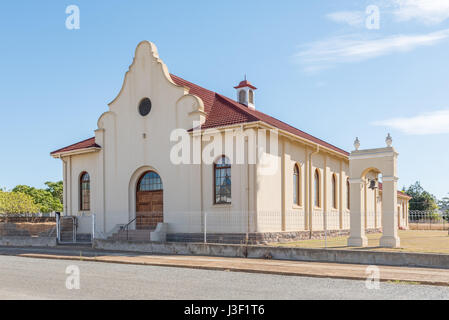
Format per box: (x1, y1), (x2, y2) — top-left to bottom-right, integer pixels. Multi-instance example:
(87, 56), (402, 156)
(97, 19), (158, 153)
(136, 171), (163, 230)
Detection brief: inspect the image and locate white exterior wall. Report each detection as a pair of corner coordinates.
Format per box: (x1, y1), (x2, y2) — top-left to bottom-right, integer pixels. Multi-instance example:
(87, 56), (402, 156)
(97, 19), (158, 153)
(254, 135), (354, 233)
(59, 41), (253, 237)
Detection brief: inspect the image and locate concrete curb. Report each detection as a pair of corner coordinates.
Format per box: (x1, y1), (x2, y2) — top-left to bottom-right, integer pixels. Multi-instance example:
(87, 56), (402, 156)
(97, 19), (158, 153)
(93, 240), (449, 270)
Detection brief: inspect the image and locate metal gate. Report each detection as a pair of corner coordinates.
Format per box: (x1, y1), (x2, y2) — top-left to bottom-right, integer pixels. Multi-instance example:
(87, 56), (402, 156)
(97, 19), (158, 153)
(56, 213), (95, 244)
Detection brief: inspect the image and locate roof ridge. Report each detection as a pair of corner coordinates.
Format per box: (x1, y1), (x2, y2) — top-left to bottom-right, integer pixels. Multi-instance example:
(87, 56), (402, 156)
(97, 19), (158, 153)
(260, 113), (349, 154)
(215, 94), (260, 121)
(170, 74), (216, 96)
(172, 73), (349, 156)
(169, 73), (217, 115)
(216, 93), (349, 155)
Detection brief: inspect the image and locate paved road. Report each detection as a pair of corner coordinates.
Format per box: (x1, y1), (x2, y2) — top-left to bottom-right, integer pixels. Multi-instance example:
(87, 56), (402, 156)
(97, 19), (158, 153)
(0, 255), (448, 300)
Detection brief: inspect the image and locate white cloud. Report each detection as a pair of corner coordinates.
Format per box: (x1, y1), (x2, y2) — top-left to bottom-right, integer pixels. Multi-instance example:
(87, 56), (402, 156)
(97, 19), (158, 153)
(326, 11), (365, 27)
(372, 109), (449, 135)
(393, 0), (449, 24)
(294, 28), (449, 72)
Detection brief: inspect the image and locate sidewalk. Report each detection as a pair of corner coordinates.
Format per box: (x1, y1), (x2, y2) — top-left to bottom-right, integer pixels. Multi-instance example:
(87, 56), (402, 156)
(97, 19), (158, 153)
(0, 246), (448, 286)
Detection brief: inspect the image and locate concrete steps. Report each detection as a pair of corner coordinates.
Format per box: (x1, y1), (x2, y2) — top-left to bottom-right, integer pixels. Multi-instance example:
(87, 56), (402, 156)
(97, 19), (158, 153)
(60, 218), (75, 243)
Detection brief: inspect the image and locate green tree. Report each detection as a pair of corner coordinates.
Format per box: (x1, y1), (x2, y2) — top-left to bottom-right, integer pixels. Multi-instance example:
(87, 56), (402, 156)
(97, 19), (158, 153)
(439, 195), (449, 210)
(0, 190), (39, 214)
(45, 181), (63, 204)
(403, 181), (438, 212)
(12, 185), (63, 213)
(439, 194), (449, 221)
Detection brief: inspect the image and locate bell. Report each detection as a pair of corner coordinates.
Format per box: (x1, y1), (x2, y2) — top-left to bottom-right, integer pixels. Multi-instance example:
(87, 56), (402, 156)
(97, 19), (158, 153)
(368, 179), (377, 190)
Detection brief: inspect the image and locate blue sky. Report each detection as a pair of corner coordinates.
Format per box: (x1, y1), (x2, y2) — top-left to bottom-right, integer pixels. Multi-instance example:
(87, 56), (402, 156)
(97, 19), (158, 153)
(0, 0), (448, 199)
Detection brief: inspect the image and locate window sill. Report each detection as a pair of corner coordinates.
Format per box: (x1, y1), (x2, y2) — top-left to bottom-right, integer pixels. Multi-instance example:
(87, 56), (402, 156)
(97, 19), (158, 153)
(292, 205), (303, 210)
(212, 203), (232, 208)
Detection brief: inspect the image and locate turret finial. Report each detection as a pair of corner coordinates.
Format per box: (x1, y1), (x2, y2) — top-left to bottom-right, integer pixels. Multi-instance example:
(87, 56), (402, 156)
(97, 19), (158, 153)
(386, 133), (393, 147)
(354, 137), (360, 151)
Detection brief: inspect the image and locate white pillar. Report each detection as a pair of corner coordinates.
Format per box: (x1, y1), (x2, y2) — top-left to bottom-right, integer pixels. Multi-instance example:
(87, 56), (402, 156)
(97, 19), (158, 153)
(347, 135), (401, 248)
(347, 179), (368, 247)
(380, 177), (400, 248)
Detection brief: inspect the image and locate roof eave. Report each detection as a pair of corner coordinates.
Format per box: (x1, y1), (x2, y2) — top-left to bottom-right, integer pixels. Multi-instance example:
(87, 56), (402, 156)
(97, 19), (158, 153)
(51, 147), (101, 159)
(188, 120), (349, 159)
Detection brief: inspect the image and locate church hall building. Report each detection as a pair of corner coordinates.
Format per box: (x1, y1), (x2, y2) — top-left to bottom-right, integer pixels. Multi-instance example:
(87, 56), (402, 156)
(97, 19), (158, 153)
(51, 41), (411, 243)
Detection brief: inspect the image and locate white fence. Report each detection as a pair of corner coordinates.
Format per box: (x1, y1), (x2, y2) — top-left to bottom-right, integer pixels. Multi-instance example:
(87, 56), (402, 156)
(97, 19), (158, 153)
(96, 210), (448, 244)
(167, 210), (359, 236)
(409, 210), (449, 230)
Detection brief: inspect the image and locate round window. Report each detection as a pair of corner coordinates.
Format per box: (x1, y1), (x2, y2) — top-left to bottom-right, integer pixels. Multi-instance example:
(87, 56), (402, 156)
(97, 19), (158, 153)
(138, 98), (152, 116)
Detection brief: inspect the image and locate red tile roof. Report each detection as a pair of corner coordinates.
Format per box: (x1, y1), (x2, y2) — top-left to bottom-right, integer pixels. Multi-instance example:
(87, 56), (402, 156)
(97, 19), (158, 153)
(234, 80), (257, 90)
(51, 74), (349, 156)
(378, 182), (412, 199)
(51, 137), (100, 156)
(170, 74), (217, 114)
(171, 75), (348, 156)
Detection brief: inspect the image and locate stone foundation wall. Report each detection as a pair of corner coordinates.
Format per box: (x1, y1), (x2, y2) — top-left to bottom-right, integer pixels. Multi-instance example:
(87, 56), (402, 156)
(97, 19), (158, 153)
(0, 222), (56, 237)
(168, 228), (382, 245)
(0, 236), (57, 247)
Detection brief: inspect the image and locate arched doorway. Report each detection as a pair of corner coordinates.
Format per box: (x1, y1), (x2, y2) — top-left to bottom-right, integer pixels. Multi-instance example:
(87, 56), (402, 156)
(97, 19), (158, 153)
(136, 171), (163, 230)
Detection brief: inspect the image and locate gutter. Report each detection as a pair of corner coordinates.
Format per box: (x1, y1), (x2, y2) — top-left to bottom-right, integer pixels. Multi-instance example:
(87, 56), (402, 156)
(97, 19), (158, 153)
(50, 147), (101, 159)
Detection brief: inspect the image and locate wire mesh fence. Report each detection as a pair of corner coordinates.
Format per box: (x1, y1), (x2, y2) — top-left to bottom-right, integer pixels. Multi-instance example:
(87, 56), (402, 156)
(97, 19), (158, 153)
(4, 209), (445, 251)
(164, 210), (373, 245)
(409, 210), (448, 231)
(161, 210), (447, 252)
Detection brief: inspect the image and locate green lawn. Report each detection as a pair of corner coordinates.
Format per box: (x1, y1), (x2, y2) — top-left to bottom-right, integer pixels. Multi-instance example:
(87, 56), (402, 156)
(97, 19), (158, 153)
(271, 230), (449, 254)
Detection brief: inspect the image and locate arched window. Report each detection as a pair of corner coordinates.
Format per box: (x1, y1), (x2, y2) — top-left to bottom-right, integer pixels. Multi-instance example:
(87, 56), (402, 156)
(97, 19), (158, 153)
(214, 156), (231, 204)
(239, 90), (246, 104)
(80, 172), (90, 211)
(346, 178), (350, 210)
(138, 171), (163, 191)
(293, 164), (300, 206)
(249, 90), (254, 104)
(332, 174), (338, 209)
(314, 169), (320, 208)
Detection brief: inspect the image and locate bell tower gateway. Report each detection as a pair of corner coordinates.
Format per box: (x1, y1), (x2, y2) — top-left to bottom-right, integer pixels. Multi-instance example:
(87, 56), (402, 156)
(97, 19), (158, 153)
(348, 134), (401, 248)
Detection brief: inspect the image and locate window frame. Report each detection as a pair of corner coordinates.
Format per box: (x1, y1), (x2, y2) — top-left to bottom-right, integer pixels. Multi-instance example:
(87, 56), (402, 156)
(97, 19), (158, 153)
(238, 90), (246, 104)
(314, 169), (321, 208)
(138, 97), (152, 117)
(214, 156), (232, 205)
(137, 171), (163, 192)
(293, 164), (301, 207)
(79, 172), (90, 212)
(346, 178), (350, 210)
(332, 174), (338, 209)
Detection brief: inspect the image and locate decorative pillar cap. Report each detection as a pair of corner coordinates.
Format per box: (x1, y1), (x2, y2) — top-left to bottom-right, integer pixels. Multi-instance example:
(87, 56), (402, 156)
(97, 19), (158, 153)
(386, 133), (393, 147)
(354, 137), (360, 151)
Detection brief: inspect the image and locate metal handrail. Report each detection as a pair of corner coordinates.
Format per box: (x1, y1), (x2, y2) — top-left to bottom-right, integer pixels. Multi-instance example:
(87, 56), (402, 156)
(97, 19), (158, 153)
(120, 216), (138, 240)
